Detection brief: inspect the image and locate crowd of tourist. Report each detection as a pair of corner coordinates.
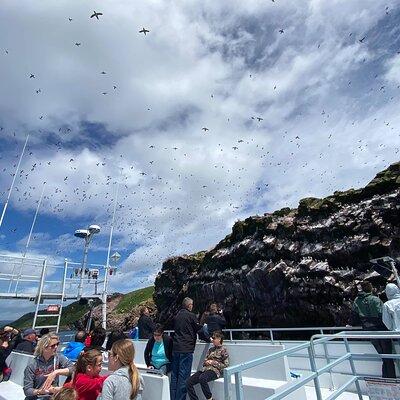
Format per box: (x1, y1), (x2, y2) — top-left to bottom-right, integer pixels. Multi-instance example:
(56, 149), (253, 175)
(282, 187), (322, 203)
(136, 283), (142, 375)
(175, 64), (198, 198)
(0, 299), (227, 400)
(4, 282), (399, 400)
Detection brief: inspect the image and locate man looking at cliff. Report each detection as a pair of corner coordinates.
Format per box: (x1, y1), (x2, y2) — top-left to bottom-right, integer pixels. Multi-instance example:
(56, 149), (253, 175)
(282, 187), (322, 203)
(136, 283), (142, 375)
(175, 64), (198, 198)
(138, 306), (156, 339)
(350, 281), (396, 378)
(170, 297), (203, 400)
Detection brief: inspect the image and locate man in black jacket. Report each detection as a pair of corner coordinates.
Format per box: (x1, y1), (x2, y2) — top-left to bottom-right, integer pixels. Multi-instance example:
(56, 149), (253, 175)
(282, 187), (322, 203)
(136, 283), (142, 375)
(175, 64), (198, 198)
(138, 306), (156, 339)
(15, 328), (36, 354)
(144, 324), (173, 374)
(170, 297), (203, 400)
(205, 303), (226, 338)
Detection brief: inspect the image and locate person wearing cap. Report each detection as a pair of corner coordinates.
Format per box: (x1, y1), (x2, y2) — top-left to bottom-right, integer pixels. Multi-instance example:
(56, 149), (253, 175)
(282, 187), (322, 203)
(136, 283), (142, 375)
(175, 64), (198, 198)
(15, 328), (37, 354)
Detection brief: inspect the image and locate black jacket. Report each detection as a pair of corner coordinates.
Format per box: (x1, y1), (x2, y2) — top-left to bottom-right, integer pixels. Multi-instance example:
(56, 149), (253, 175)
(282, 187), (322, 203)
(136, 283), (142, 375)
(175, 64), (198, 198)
(205, 313), (226, 335)
(144, 334), (173, 367)
(15, 339), (35, 354)
(0, 346), (11, 370)
(173, 309), (202, 353)
(138, 315), (156, 339)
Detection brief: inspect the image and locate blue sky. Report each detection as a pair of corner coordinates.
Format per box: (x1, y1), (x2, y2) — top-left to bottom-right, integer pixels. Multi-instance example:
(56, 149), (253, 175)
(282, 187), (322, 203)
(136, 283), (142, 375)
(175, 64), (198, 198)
(1, 0), (400, 320)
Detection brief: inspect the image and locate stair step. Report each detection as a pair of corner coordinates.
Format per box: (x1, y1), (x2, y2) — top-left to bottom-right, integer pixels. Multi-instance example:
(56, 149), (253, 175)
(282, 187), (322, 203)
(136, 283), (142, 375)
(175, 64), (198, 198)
(34, 325), (59, 329)
(36, 314), (60, 318)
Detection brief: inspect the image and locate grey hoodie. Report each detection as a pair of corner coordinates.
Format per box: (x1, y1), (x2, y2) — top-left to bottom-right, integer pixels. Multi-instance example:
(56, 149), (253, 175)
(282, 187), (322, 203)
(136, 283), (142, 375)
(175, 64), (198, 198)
(23, 354), (74, 400)
(98, 366), (144, 400)
(383, 283), (400, 331)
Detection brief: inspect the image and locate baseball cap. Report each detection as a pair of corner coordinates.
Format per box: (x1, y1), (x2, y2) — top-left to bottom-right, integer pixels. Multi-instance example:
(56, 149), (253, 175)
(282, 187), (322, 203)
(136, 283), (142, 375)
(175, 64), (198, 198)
(23, 328), (37, 337)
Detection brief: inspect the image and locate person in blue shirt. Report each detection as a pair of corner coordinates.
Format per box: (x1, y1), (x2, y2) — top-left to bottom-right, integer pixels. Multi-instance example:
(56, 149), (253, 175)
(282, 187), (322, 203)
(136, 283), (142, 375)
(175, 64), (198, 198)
(144, 324), (173, 374)
(63, 330), (87, 361)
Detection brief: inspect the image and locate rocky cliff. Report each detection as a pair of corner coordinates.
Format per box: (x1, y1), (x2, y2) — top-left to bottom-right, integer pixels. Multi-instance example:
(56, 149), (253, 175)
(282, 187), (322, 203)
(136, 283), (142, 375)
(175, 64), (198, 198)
(154, 162), (400, 329)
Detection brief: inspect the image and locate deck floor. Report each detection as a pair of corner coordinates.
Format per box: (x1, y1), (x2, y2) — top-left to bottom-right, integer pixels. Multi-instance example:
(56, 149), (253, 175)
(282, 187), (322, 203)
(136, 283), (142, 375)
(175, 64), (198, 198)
(305, 386), (369, 400)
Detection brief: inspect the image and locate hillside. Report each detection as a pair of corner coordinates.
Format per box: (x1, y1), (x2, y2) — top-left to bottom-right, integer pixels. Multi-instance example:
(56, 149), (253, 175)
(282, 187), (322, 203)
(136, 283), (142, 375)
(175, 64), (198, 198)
(154, 162), (400, 328)
(9, 286), (154, 330)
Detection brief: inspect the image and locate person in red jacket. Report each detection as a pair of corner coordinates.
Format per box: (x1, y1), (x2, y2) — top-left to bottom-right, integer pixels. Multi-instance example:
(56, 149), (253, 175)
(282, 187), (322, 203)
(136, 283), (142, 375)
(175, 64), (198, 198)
(71, 349), (107, 400)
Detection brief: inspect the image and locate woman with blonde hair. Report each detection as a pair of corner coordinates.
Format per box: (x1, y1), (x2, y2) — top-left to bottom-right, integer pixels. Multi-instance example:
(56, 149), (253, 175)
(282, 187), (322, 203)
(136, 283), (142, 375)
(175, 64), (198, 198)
(23, 333), (74, 399)
(99, 339), (144, 400)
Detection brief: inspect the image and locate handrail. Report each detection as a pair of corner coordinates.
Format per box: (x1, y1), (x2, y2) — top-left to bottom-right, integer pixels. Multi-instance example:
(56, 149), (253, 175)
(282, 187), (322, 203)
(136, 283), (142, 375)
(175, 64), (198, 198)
(224, 330), (400, 400)
(223, 336), (329, 400)
(164, 325), (362, 342)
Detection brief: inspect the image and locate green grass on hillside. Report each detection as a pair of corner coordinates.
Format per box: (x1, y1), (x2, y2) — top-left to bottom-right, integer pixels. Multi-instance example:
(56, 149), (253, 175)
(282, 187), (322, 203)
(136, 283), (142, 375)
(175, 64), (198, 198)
(115, 286), (154, 314)
(11, 299), (100, 330)
(10, 286), (154, 329)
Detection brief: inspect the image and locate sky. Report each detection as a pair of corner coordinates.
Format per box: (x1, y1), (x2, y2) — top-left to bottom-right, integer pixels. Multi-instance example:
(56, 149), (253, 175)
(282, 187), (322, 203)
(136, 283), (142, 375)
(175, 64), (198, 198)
(1, 0), (400, 321)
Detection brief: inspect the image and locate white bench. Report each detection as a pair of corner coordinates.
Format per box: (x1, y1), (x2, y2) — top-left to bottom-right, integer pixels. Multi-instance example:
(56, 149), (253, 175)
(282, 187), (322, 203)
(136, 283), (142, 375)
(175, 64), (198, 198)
(132, 340), (306, 400)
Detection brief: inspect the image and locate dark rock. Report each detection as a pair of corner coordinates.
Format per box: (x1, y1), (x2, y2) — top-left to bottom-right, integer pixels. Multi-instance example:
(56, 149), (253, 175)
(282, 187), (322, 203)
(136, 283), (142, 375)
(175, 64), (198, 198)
(154, 162), (400, 328)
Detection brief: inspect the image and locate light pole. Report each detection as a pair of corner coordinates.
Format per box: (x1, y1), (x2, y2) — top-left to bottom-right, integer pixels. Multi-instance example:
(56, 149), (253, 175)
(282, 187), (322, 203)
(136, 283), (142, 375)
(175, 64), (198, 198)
(102, 181), (120, 329)
(74, 224), (100, 299)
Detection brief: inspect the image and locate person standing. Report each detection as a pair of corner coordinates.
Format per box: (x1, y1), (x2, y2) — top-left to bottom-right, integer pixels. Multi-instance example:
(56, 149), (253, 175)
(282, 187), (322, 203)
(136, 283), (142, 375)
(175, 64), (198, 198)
(205, 304), (226, 338)
(383, 283), (400, 331)
(15, 328), (37, 354)
(170, 297), (203, 400)
(350, 281), (396, 378)
(186, 331), (229, 400)
(137, 307), (155, 340)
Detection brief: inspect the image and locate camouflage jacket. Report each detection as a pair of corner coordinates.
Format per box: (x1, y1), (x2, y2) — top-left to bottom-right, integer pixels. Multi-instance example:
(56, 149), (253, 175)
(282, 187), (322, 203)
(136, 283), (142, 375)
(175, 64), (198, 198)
(202, 345), (229, 378)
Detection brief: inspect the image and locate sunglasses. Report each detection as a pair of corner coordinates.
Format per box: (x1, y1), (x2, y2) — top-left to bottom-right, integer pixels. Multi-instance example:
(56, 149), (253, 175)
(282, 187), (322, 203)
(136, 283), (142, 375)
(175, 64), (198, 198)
(48, 342), (60, 349)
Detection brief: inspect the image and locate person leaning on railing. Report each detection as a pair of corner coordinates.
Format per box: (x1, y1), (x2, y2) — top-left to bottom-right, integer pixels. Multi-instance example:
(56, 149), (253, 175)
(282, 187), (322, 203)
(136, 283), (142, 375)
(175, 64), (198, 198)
(349, 280), (396, 378)
(23, 333), (74, 399)
(186, 331), (229, 400)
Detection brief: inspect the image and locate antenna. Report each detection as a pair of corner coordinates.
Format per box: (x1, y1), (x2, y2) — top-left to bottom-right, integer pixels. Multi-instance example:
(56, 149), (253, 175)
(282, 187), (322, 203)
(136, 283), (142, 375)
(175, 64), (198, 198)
(0, 134), (30, 228)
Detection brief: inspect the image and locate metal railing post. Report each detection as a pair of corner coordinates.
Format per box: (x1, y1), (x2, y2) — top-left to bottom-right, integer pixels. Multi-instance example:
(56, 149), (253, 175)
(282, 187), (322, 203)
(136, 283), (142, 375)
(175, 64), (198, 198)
(229, 330), (233, 341)
(270, 329), (275, 344)
(223, 369), (231, 400)
(308, 345), (323, 400)
(343, 338), (363, 400)
(235, 371), (244, 400)
(320, 328), (334, 390)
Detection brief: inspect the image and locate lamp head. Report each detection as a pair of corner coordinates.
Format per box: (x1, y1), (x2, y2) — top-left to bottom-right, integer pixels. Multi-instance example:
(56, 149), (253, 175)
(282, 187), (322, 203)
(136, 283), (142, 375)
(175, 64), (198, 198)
(74, 229), (89, 239)
(88, 224), (101, 234)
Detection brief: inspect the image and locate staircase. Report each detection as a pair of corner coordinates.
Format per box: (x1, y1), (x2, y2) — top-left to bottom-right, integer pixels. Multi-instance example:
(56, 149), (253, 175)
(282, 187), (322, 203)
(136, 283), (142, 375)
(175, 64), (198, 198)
(32, 259), (68, 333)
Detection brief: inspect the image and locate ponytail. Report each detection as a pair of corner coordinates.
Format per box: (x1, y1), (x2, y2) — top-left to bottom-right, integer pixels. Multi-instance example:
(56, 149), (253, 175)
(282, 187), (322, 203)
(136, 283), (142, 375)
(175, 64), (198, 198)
(128, 361), (140, 399)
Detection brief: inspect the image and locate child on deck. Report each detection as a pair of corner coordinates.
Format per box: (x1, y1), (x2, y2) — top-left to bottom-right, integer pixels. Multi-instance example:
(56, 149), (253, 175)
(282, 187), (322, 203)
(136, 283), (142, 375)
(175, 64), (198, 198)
(70, 349), (107, 400)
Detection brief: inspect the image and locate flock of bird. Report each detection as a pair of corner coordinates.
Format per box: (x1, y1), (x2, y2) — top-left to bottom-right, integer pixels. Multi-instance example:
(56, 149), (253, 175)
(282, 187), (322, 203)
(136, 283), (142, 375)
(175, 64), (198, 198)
(0, 4), (399, 276)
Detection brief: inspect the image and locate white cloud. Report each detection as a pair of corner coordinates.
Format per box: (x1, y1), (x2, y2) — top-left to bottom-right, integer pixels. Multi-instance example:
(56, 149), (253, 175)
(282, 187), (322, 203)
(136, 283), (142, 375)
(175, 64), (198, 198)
(1, 0), (400, 319)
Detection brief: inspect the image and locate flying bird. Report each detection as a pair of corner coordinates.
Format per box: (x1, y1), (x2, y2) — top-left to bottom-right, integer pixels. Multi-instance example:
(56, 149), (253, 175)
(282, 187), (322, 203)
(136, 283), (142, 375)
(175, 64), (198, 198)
(68, 17), (73, 21)
(279, 29), (284, 34)
(359, 36), (366, 43)
(90, 11), (103, 20)
(202, 127), (209, 132)
(75, 42), (81, 46)
(29, 74), (35, 78)
(256, 117), (263, 122)
(139, 28), (150, 35)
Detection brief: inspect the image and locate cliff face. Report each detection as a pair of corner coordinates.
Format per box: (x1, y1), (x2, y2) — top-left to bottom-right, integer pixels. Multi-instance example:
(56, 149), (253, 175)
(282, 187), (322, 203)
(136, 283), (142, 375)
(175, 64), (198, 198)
(154, 162), (400, 329)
